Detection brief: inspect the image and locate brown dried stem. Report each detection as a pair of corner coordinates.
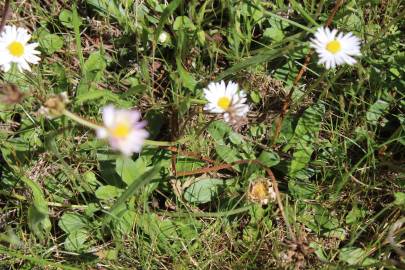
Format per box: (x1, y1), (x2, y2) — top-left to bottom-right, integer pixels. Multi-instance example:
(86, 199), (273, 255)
(0, 0), (10, 33)
(272, 0), (345, 144)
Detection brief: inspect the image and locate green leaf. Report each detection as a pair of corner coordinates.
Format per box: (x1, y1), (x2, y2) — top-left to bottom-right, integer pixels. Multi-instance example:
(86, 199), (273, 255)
(173, 16), (196, 31)
(59, 9), (79, 28)
(286, 103), (325, 178)
(155, 0), (181, 41)
(207, 121), (232, 145)
(64, 229), (89, 252)
(249, 90), (261, 104)
(394, 192), (405, 207)
(102, 167), (158, 225)
(116, 157), (146, 186)
(183, 178), (226, 203)
(86, 0), (130, 30)
(339, 247), (377, 266)
(58, 213), (88, 233)
(288, 180), (316, 199)
(263, 27), (284, 42)
(216, 145), (240, 164)
(112, 207), (136, 235)
(76, 51), (107, 95)
(20, 176), (51, 239)
(83, 51), (107, 82)
(346, 206), (366, 224)
(176, 57), (197, 91)
(95, 185), (122, 200)
(39, 32), (63, 54)
(258, 151), (280, 167)
(314, 207), (339, 230)
(366, 99), (390, 125)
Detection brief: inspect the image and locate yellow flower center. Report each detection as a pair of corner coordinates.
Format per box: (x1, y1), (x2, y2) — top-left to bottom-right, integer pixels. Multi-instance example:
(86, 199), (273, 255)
(326, 40), (341, 54)
(217, 96), (231, 110)
(250, 182), (269, 200)
(111, 123), (131, 138)
(8, 41), (25, 57)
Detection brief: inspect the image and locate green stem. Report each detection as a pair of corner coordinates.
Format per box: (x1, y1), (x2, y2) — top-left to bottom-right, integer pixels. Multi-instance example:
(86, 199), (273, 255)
(158, 204), (253, 218)
(190, 98), (207, 105)
(63, 110), (102, 130)
(63, 110), (185, 147)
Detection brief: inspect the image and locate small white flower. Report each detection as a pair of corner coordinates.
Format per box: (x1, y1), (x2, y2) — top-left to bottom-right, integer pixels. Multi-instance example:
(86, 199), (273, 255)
(203, 81), (249, 123)
(96, 105), (149, 156)
(158, 31), (169, 43)
(310, 27), (361, 69)
(0, 25), (41, 72)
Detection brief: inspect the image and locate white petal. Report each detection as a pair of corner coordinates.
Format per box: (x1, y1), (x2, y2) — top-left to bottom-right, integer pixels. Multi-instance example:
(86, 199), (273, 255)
(102, 105), (116, 128)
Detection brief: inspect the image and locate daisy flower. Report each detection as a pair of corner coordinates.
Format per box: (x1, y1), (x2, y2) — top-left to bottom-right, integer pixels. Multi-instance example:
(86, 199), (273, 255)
(203, 81), (249, 123)
(0, 25), (41, 72)
(310, 27), (361, 69)
(96, 105), (149, 156)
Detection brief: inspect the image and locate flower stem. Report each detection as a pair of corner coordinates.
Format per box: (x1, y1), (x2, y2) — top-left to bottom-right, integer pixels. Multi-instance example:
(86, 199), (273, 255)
(63, 109), (186, 147)
(63, 110), (102, 130)
(190, 98), (207, 105)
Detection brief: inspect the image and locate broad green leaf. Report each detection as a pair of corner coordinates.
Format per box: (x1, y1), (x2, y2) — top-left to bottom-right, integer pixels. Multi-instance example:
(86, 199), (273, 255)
(83, 51), (107, 82)
(288, 180), (316, 199)
(75, 89), (131, 107)
(394, 192), (405, 208)
(263, 27), (284, 42)
(95, 185), (122, 200)
(64, 229), (89, 252)
(207, 121), (232, 145)
(183, 178), (226, 203)
(86, 0), (130, 30)
(176, 57), (197, 91)
(39, 32), (63, 54)
(155, 0), (181, 41)
(20, 176), (51, 239)
(314, 207), (339, 230)
(59, 9), (80, 28)
(339, 247), (378, 266)
(216, 145), (240, 164)
(175, 158), (205, 172)
(286, 103), (325, 178)
(112, 207), (137, 235)
(116, 157), (146, 186)
(173, 16), (196, 31)
(366, 99), (390, 125)
(58, 213), (88, 234)
(258, 150), (280, 167)
(346, 207), (366, 224)
(103, 167), (158, 225)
